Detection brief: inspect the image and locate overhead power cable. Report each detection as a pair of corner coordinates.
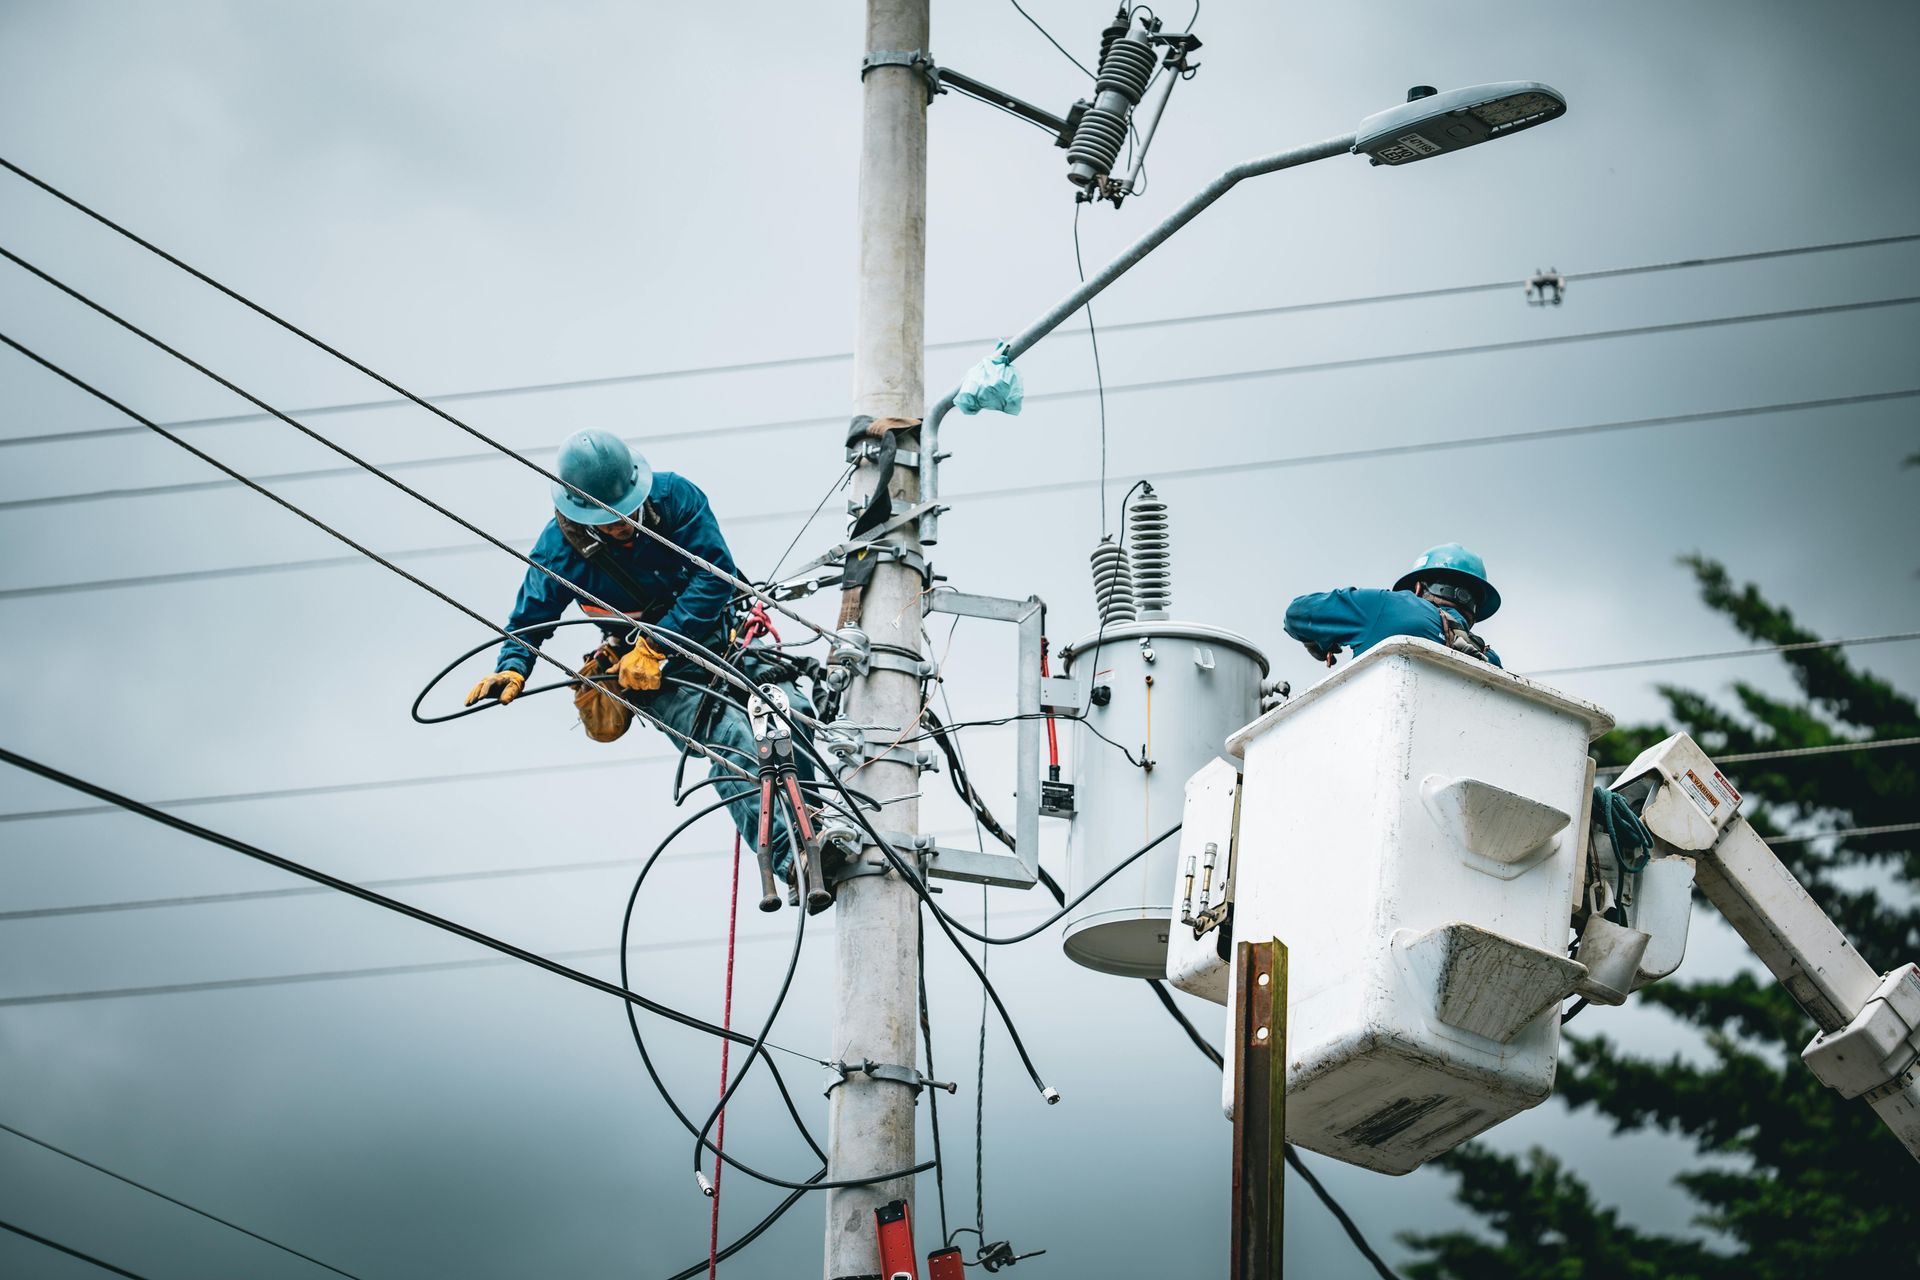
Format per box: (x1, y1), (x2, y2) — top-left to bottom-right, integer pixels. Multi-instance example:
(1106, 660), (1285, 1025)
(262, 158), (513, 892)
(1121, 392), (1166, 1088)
(1598, 735), (1920, 777)
(0, 903), (1058, 1008)
(9, 288), (1917, 515)
(0, 1121), (361, 1278)
(1006, 0), (1096, 78)
(1526, 629), (1920, 677)
(0, 854), (688, 923)
(1769, 821), (1920, 845)
(0, 327), (760, 783)
(7, 384), (1909, 604)
(0, 152), (1904, 454)
(0, 242), (803, 700)
(1281, 1149), (1402, 1280)
(1139, 959), (1402, 1278)
(0, 163), (835, 647)
(1703, 735), (1920, 764)
(0, 1217), (153, 1280)
(0, 752), (675, 825)
(0, 743), (814, 1055)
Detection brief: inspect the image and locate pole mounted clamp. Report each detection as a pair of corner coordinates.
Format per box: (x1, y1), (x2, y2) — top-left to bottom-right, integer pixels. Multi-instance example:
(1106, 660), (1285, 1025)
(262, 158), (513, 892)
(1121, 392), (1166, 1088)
(868, 648), (936, 679)
(826, 727), (940, 774)
(824, 1057), (957, 1098)
(860, 49), (940, 102)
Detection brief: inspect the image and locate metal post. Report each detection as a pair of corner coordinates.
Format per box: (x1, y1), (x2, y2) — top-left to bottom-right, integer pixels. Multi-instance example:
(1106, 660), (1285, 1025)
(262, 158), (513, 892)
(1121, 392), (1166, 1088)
(826, 1), (928, 1276)
(1232, 939), (1287, 1280)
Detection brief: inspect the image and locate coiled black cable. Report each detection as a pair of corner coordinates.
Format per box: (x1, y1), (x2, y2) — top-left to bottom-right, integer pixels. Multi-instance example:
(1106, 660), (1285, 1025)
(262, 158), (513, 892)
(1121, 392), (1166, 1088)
(617, 791), (934, 1192)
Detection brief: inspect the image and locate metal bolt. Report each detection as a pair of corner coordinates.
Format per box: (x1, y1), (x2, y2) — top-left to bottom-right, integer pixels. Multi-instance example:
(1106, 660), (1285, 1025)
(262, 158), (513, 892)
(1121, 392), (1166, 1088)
(1255, 1026), (1270, 1041)
(1257, 973), (1270, 987)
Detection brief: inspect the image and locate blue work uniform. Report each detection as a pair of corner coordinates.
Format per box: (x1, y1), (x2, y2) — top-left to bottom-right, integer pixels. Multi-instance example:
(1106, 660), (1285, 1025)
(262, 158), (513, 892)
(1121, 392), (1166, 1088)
(491, 471), (816, 871)
(1283, 588), (1503, 669)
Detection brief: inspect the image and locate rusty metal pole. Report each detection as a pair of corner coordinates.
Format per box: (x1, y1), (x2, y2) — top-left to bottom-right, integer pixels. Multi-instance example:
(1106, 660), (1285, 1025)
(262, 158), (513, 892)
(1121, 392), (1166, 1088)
(1232, 939), (1287, 1280)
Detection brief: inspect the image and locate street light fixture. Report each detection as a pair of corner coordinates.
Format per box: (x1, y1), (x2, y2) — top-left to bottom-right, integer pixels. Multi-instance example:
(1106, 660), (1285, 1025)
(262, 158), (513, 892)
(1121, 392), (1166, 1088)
(916, 80), (1568, 544)
(1355, 82), (1568, 166)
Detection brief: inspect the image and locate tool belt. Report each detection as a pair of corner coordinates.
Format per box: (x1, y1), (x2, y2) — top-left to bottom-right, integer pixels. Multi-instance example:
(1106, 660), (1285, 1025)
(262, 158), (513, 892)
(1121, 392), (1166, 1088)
(573, 643), (637, 742)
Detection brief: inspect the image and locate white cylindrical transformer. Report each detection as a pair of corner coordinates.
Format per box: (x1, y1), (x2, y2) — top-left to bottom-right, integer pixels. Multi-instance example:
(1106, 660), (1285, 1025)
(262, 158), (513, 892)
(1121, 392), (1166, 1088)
(1059, 620), (1267, 976)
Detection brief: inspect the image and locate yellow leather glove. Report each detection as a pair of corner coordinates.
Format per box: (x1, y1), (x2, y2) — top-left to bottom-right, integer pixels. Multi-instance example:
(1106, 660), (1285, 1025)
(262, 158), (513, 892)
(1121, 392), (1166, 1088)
(617, 636), (668, 692)
(465, 670), (526, 706)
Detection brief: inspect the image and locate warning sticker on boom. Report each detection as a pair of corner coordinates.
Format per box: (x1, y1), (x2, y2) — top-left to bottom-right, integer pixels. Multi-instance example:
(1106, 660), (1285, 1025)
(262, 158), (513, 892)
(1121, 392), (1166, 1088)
(1679, 767), (1736, 820)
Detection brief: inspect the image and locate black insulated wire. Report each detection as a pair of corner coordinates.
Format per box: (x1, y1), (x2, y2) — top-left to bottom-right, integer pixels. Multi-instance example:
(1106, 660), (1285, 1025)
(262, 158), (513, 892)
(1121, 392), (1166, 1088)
(928, 825), (1183, 947)
(0, 328), (752, 785)
(0, 219), (1911, 461)
(0, 1121), (362, 1279)
(0, 1218), (153, 1280)
(0, 745), (792, 1054)
(617, 790), (932, 1193)
(0, 155), (832, 643)
(0, 245), (770, 729)
(692, 792), (807, 1193)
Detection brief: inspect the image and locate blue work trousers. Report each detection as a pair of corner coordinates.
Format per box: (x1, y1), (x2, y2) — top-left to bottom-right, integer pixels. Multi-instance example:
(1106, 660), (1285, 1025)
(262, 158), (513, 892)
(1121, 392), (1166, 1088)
(648, 673), (817, 876)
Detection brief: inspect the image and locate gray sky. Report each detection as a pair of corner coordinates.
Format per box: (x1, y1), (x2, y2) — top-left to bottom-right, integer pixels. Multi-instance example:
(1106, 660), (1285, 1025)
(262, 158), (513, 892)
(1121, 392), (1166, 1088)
(2, 1), (1917, 1276)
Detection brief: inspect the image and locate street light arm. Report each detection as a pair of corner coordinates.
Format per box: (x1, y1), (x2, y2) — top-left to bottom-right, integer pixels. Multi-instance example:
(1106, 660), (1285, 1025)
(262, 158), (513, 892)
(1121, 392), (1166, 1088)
(921, 131), (1358, 542)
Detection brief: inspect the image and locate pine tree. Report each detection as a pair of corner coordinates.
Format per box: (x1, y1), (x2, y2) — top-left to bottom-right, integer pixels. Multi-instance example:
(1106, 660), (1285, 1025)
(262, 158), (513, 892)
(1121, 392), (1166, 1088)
(1402, 555), (1919, 1280)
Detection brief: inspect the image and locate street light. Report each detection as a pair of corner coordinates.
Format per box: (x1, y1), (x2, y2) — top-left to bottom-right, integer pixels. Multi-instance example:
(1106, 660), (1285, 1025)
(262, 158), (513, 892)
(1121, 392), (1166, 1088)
(916, 80), (1569, 543)
(1355, 82), (1567, 166)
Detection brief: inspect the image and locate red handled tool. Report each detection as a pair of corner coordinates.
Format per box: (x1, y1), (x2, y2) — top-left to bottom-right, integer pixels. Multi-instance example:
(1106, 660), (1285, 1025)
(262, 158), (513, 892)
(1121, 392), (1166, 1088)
(875, 1198), (917, 1280)
(925, 1245), (964, 1280)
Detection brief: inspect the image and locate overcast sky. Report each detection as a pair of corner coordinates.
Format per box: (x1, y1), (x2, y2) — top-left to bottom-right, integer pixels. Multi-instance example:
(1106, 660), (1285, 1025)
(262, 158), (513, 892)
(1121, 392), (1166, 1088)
(3, 2), (1917, 1277)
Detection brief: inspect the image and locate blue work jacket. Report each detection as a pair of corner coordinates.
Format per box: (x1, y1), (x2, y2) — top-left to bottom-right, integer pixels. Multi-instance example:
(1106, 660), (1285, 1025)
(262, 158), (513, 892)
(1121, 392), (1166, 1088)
(493, 471), (738, 676)
(1283, 587), (1503, 669)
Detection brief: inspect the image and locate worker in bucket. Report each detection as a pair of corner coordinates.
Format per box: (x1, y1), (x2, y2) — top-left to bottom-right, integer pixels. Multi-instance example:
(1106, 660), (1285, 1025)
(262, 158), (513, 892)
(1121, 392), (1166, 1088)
(1283, 543), (1503, 669)
(463, 429), (819, 888)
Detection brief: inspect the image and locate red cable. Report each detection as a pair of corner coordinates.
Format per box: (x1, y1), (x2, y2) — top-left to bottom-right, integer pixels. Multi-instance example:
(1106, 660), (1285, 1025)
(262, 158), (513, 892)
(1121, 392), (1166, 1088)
(1039, 638), (1061, 771)
(708, 832), (743, 1277)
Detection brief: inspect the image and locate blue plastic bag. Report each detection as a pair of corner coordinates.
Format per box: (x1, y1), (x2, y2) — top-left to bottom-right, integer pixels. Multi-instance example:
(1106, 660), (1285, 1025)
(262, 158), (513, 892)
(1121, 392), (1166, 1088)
(953, 342), (1024, 416)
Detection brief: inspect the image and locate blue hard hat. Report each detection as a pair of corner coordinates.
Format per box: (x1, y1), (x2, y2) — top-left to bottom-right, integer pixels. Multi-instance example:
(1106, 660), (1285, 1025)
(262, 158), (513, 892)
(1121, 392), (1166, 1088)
(1393, 542), (1501, 620)
(551, 430), (652, 525)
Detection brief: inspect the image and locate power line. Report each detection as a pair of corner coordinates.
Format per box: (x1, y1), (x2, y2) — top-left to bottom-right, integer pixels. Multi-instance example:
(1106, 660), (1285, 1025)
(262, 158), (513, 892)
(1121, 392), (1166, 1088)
(1282, 1149), (1402, 1280)
(0, 243), (829, 669)
(0, 213), (1909, 455)
(1769, 821), (1920, 845)
(1599, 735), (1920, 776)
(1709, 735), (1920, 764)
(0, 328), (763, 781)
(1527, 629), (1920, 677)
(0, 175), (838, 649)
(0, 1218), (153, 1280)
(9, 286), (1917, 514)
(0, 752), (672, 825)
(0, 743), (812, 1055)
(0, 1121), (362, 1278)
(1006, 0), (1095, 78)
(5, 383), (1909, 604)
(0, 826), (991, 922)
(0, 855), (681, 923)
(0, 903), (1048, 1008)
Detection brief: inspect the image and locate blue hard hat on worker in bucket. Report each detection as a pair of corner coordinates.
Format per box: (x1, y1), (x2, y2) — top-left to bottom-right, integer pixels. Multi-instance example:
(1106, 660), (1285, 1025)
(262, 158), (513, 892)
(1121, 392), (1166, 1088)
(551, 430), (653, 525)
(1393, 542), (1502, 620)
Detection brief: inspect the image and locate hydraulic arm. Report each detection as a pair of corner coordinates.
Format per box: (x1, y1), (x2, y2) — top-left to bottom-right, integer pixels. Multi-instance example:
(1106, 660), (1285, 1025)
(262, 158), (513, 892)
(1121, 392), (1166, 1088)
(1613, 733), (1920, 1158)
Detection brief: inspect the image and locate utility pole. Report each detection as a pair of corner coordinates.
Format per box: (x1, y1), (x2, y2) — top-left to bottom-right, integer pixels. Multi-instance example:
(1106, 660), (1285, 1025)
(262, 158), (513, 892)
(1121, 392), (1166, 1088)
(827, 1), (928, 1275)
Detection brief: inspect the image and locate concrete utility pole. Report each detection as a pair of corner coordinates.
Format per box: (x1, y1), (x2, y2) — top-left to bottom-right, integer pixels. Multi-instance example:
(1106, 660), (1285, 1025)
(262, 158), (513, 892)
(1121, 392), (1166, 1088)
(826, 0), (928, 1275)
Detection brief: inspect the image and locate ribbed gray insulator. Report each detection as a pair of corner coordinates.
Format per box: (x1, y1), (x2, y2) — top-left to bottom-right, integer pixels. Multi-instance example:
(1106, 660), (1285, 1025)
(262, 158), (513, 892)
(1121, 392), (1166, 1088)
(1127, 492), (1171, 618)
(1066, 26), (1156, 178)
(1089, 537), (1137, 626)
